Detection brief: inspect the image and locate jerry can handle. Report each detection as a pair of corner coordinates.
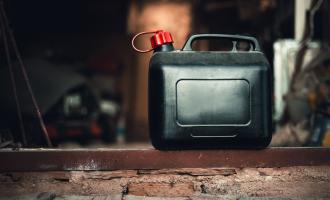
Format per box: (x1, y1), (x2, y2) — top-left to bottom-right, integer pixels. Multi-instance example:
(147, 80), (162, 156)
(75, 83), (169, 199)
(182, 34), (261, 52)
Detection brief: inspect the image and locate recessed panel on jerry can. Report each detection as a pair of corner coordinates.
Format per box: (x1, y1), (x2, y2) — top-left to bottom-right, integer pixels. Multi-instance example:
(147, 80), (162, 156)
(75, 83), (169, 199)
(133, 31), (272, 150)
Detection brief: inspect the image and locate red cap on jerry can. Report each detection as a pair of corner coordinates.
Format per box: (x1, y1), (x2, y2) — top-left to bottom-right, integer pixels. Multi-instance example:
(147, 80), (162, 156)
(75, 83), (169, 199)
(132, 30), (174, 53)
(150, 30), (173, 49)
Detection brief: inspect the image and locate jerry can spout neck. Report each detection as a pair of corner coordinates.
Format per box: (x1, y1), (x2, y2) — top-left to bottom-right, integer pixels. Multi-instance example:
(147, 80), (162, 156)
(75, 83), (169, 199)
(153, 43), (174, 52)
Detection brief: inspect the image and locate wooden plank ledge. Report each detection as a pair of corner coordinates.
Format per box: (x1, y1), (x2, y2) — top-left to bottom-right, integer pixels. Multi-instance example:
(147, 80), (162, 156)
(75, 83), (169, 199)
(0, 147), (329, 171)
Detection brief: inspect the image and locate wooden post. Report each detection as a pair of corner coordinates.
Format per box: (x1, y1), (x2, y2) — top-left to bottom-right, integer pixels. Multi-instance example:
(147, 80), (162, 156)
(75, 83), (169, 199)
(127, 1), (192, 140)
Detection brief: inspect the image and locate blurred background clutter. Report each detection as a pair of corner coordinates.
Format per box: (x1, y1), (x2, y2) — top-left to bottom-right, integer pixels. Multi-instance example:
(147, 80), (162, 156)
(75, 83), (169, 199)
(0, 0), (329, 148)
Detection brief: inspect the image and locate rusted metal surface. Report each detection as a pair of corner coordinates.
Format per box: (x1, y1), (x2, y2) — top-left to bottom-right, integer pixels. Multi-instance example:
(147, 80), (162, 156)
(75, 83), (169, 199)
(0, 147), (329, 171)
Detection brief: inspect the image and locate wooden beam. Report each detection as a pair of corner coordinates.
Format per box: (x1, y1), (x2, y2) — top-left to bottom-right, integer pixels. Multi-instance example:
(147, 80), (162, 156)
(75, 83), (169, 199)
(0, 147), (329, 171)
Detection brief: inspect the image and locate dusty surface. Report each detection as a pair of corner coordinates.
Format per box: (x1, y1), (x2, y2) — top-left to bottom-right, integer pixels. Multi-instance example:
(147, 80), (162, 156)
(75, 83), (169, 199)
(0, 166), (330, 199)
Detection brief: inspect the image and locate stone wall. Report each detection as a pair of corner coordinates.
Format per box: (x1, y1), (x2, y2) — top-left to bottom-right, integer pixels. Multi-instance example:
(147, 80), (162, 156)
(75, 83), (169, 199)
(1, 166), (330, 199)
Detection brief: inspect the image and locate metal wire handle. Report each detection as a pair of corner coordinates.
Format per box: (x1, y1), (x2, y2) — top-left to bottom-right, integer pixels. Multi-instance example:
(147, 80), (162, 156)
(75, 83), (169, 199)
(131, 30), (160, 53)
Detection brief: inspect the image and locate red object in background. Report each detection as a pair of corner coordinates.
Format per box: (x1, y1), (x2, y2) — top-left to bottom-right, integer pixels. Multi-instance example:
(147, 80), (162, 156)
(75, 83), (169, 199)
(46, 120), (102, 141)
(46, 124), (58, 139)
(90, 121), (102, 137)
(66, 128), (83, 137)
(87, 55), (118, 74)
(131, 30), (174, 53)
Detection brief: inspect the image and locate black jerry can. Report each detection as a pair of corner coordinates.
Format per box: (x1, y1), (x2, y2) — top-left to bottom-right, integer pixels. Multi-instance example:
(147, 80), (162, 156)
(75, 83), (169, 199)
(134, 31), (272, 149)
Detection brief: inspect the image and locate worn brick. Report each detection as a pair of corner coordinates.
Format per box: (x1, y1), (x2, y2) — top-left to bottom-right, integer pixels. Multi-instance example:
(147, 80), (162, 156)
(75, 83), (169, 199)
(128, 183), (194, 197)
(1, 167), (330, 199)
